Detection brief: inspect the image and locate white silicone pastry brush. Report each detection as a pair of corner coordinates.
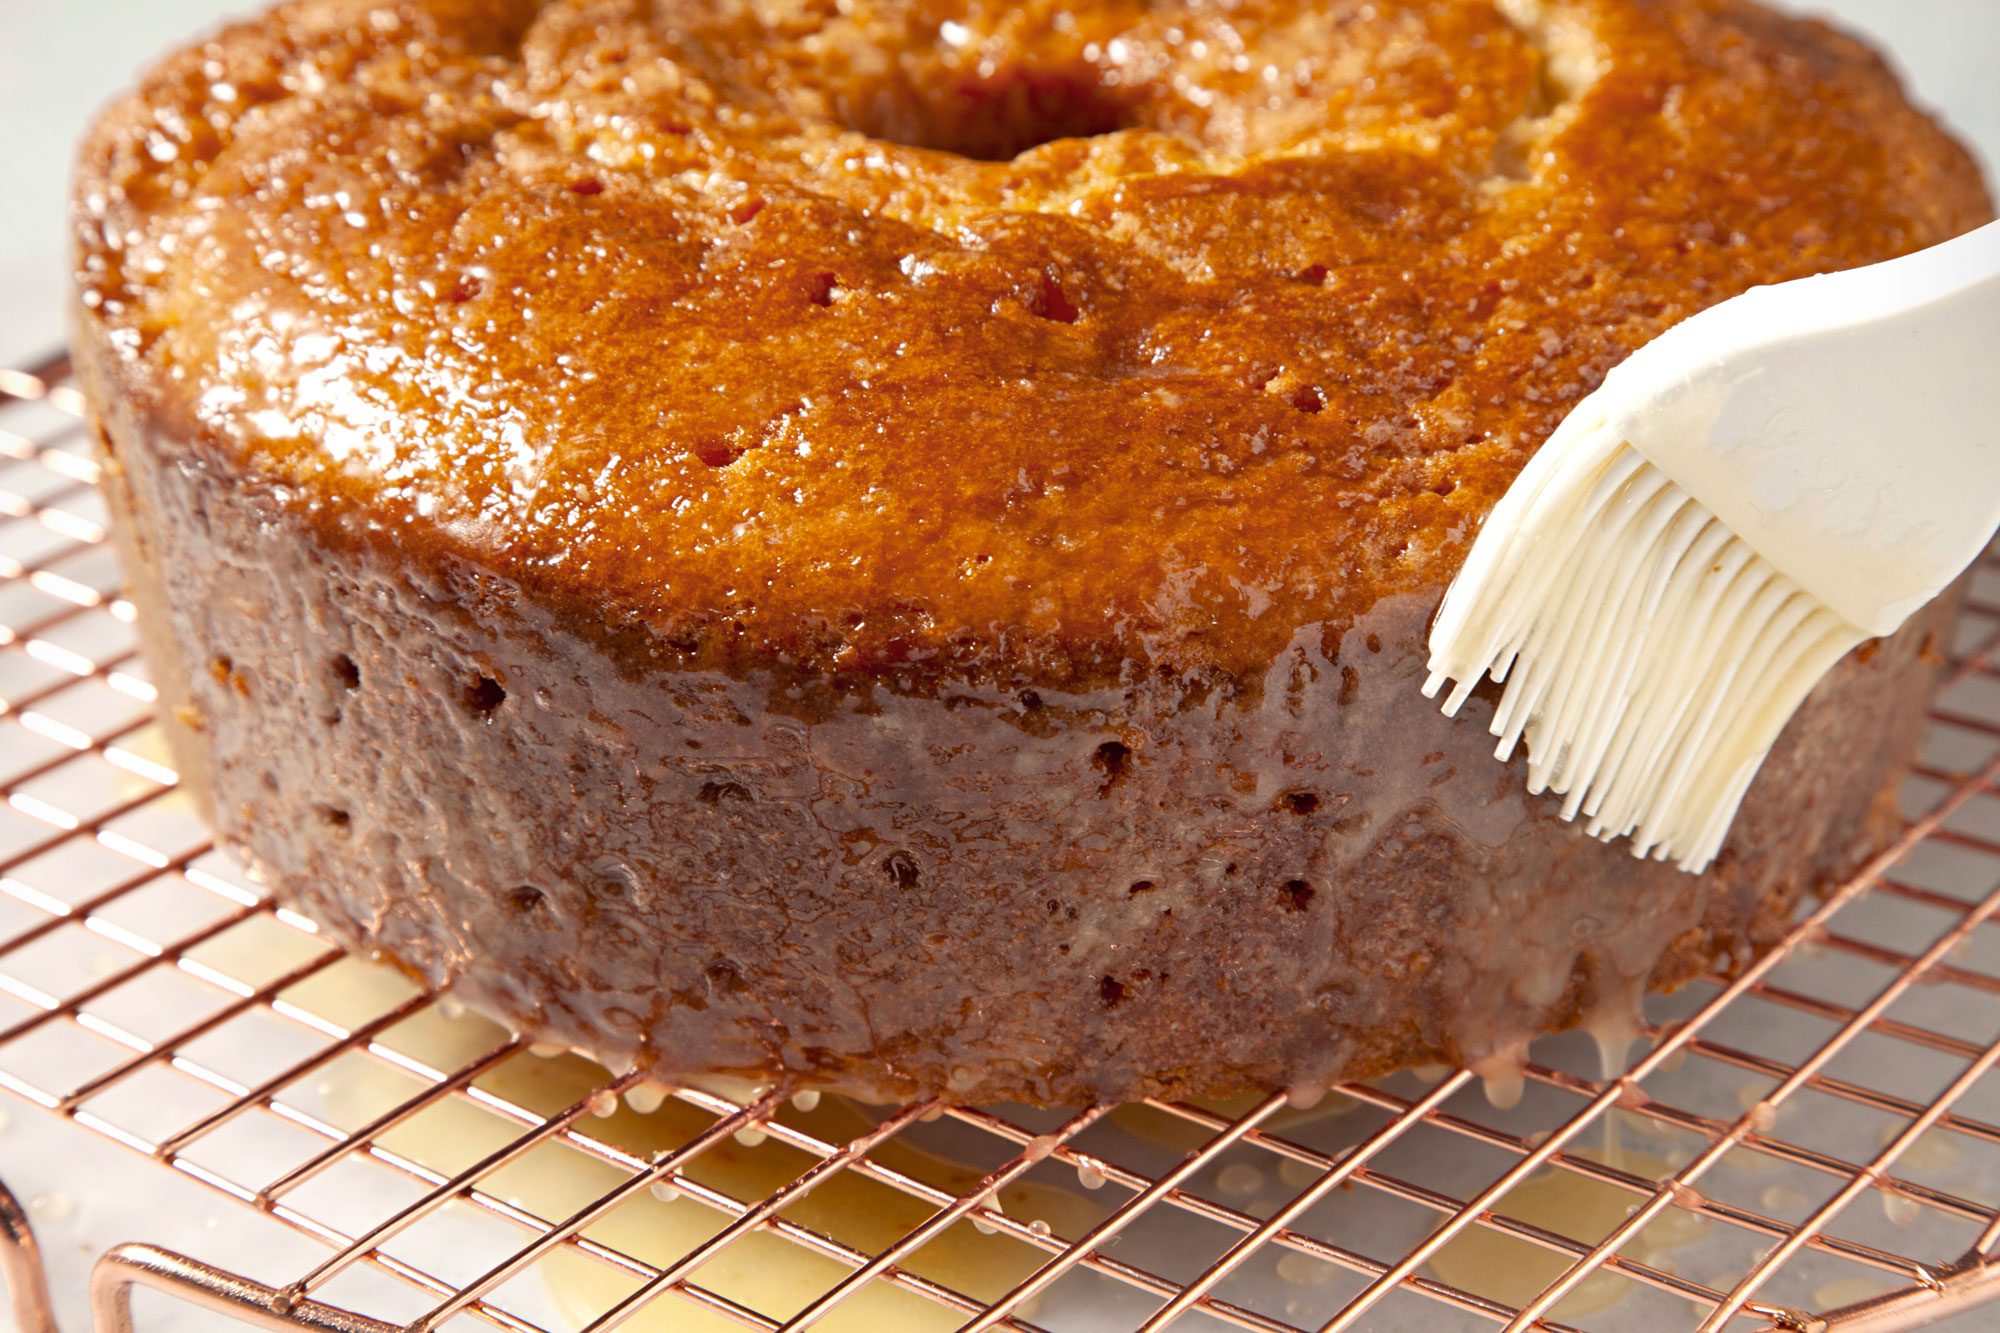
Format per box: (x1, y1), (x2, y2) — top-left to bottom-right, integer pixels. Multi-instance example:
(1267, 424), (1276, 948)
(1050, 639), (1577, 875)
(1425, 220), (2000, 873)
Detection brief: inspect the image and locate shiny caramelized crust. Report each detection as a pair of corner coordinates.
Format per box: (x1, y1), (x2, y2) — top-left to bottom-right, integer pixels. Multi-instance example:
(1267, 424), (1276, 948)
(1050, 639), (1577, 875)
(76, 0), (1992, 1103)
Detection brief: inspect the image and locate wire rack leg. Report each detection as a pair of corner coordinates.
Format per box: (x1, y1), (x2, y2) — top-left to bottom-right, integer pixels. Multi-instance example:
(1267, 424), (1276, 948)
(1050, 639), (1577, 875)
(1807, 1250), (2000, 1332)
(90, 1244), (396, 1333)
(0, 1176), (57, 1333)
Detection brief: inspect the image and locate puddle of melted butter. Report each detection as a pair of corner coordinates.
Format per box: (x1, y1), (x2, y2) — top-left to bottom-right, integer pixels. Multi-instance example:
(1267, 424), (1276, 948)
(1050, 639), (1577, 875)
(1427, 1138), (1708, 1320)
(1882, 1123), (1962, 1177)
(498, 1112), (1097, 1332)
(242, 951), (1602, 1329)
(517, 1083), (1371, 1327)
(301, 968), (1105, 1330)
(1812, 1275), (1895, 1312)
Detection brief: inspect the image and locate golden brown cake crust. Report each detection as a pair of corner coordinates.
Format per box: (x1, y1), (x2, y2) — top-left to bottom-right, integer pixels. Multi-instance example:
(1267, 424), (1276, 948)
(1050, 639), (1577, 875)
(74, 0), (1993, 1104)
(76, 0), (1989, 694)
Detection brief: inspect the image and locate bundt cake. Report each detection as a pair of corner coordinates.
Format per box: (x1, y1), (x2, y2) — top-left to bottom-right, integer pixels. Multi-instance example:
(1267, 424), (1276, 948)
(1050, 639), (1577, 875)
(73, 0), (1991, 1104)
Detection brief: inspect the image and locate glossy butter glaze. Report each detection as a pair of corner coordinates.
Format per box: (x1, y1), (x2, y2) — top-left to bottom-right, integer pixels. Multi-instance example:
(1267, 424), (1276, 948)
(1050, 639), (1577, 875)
(75, 0), (1991, 1103)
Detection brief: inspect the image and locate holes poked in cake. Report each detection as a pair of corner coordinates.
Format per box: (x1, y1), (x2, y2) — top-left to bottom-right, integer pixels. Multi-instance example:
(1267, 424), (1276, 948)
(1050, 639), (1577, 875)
(590, 860), (643, 901)
(1027, 271), (1081, 324)
(882, 849), (921, 888)
(208, 654), (250, 698)
(1256, 369), (1329, 416)
(1098, 970), (1165, 1008)
(705, 957), (751, 996)
(1091, 740), (1131, 794)
(505, 884), (547, 915)
(1279, 790), (1321, 817)
(841, 62), (1140, 162)
(697, 779), (752, 806)
(1282, 879), (1316, 913)
(461, 672), (507, 719)
(313, 804), (353, 839)
(804, 272), (841, 308)
(692, 439), (748, 468)
(321, 653), (362, 725)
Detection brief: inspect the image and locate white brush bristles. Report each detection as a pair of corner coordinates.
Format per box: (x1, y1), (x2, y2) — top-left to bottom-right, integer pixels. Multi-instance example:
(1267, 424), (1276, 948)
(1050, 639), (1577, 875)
(1424, 422), (1867, 873)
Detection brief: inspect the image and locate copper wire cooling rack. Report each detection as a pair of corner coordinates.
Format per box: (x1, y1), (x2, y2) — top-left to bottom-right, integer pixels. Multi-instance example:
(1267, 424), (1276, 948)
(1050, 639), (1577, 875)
(4, 353), (2000, 1332)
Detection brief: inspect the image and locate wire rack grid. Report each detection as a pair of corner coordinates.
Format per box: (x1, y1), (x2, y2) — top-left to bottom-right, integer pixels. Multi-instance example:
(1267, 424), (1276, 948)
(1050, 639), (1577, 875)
(3, 350), (2000, 1332)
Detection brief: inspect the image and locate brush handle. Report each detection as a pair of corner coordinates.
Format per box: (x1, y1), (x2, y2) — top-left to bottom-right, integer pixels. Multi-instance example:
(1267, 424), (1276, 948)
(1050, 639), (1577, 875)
(1594, 219), (2000, 636)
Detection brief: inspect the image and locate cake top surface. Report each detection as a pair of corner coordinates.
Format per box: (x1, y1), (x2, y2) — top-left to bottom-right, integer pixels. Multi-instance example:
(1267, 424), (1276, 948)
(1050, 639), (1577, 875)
(76, 0), (1989, 694)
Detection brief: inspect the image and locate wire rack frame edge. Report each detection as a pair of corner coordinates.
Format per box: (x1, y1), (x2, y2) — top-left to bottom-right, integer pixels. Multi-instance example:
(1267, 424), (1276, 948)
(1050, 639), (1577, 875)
(3, 348), (2000, 1332)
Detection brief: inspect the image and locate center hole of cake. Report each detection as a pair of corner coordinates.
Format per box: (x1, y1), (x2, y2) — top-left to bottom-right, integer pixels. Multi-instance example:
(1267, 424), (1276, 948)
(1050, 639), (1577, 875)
(845, 63), (1138, 162)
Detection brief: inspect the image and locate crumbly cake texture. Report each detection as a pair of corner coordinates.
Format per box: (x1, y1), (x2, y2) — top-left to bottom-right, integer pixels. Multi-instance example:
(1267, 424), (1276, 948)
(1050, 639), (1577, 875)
(76, 0), (1991, 1104)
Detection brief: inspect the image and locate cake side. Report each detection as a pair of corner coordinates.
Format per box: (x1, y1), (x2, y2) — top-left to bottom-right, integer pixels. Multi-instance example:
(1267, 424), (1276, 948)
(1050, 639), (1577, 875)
(84, 320), (1952, 1105)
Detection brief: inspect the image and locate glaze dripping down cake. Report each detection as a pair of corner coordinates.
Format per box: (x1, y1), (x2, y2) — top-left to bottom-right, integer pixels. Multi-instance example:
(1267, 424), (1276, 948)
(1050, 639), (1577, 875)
(74, 0), (1991, 1104)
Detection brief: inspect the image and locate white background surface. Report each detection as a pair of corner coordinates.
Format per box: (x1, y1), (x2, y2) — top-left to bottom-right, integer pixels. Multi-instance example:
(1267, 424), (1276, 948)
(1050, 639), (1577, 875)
(0, 3), (1996, 1331)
